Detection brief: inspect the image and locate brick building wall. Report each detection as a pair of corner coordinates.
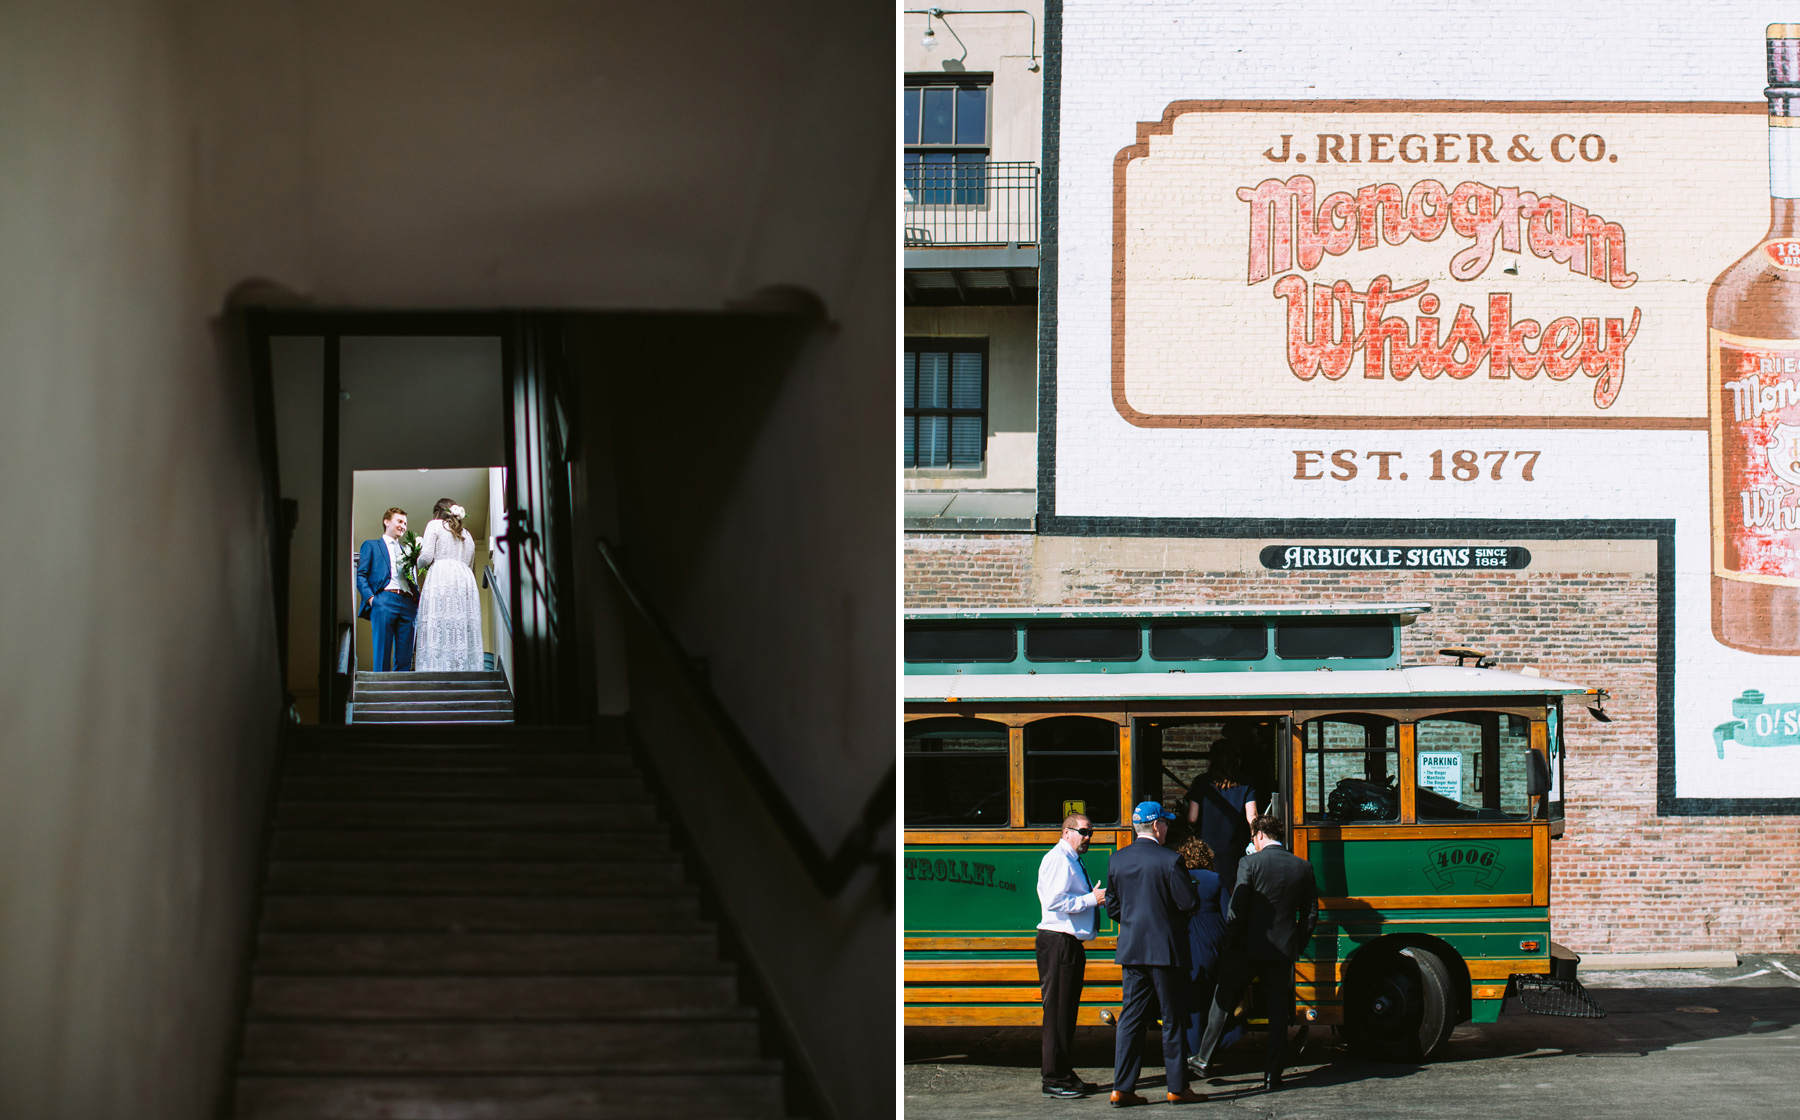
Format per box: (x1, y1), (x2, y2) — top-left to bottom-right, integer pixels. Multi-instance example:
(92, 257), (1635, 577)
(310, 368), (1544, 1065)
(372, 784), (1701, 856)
(905, 531), (1800, 954)
(902, 533), (1035, 608)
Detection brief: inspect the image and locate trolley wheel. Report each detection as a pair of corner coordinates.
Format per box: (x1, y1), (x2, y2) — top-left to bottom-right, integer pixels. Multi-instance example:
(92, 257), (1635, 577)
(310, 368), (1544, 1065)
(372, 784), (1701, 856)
(1341, 946), (1456, 1062)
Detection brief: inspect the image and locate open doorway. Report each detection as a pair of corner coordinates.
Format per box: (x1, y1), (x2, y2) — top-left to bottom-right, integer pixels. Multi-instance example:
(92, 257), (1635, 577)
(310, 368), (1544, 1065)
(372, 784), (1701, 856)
(254, 313), (584, 725)
(347, 466), (507, 687)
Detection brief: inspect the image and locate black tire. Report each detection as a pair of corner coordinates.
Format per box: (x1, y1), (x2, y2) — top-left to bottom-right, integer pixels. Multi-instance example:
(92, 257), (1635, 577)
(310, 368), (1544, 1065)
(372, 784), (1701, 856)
(1341, 946), (1455, 1061)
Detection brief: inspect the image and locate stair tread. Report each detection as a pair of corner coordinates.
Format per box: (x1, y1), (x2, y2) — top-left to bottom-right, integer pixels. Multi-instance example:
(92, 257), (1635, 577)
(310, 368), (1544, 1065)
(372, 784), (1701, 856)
(232, 721), (780, 1110)
(356, 671), (507, 680)
(354, 699), (516, 708)
(259, 895), (702, 933)
(280, 776), (638, 797)
(356, 680), (513, 691)
(231, 1072), (784, 1120)
(238, 1020), (762, 1074)
(248, 975), (745, 1020)
(275, 804), (660, 830)
(269, 831), (670, 862)
(252, 932), (731, 975)
(352, 722), (518, 729)
(283, 757), (631, 773)
(264, 863), (688, 898)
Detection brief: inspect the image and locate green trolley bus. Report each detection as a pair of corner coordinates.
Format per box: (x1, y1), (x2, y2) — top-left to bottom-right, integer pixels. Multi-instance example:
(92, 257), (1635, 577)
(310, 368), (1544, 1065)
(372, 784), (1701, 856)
(903, 605), (1603, 1059)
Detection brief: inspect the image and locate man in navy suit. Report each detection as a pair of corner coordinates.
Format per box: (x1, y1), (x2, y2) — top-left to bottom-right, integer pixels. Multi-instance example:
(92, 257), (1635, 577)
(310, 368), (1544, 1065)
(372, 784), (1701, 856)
(1193, 813), (1319, 1092)
(355, 507), (417, 672)
(1104, 801), (1205, 1106)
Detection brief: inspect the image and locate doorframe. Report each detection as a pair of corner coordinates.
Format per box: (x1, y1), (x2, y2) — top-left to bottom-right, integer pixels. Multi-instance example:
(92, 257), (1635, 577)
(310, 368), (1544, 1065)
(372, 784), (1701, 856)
(245, 309), (587, 725)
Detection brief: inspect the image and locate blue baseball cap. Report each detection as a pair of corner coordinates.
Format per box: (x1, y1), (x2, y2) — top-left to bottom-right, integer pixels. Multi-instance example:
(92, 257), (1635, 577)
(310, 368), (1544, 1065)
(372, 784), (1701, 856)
(1132, 800), (1176, 824)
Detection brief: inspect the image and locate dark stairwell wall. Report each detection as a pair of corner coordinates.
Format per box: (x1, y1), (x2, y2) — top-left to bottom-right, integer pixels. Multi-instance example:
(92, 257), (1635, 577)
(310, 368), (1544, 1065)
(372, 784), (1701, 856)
(0, 1), (891, 1117)
(0, 4), (283, 1117)
(577, 300), (894, 1120)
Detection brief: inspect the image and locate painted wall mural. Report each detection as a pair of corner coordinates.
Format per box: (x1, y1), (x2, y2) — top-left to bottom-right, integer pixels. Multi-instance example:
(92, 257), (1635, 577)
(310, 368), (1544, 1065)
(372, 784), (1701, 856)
(1047, 7), (1800, 815)
(1111, 104), (1763, 427)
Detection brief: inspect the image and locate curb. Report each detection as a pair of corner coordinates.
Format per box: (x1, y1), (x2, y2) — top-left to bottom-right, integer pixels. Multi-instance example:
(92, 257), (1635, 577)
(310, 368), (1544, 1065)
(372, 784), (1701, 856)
(1578, 951), (1741, 971)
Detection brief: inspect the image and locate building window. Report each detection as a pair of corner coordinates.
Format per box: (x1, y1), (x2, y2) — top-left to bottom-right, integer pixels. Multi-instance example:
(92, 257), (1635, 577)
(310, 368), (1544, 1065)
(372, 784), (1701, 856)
(904, 338), (987, 469)
(904, 75), (989, 205)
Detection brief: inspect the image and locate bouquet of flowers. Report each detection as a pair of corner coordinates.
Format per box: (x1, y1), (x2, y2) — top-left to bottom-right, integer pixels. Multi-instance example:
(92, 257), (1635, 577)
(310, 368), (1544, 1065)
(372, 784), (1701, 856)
(397, 528), (425, 589)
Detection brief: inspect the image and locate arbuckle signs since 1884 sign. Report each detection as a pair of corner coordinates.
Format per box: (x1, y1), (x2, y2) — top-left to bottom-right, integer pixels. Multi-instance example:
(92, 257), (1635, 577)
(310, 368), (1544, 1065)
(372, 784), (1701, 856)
(1259, 544), (1531, 570)
(1111, 103), (1767, 428)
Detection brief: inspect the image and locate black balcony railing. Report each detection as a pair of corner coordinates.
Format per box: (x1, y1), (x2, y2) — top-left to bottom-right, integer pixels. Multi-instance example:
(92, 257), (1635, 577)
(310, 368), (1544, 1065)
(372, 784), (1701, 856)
(903, 160), (1038, 248)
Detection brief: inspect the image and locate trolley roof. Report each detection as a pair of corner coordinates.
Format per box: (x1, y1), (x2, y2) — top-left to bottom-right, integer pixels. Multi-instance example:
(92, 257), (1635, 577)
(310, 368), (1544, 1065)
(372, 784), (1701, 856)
(903, 665), (1597, 704)
(904, 603), (1432, 621)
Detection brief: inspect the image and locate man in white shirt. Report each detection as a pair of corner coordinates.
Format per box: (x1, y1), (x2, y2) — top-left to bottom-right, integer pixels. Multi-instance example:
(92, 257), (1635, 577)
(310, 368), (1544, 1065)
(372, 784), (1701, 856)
(1036, 814), (1106, 1099)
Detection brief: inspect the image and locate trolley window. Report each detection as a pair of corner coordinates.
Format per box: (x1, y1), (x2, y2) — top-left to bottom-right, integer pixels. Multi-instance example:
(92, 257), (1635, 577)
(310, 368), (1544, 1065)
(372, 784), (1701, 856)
(905, 718), (1010, 827)
(1024, 624), (1140, 662)
(1023, 716), (1120, 826)
(1148, 622), (1266, 661)
(904, 622), (1016, 663)
(1415, 712), (1533, 821)
(1302, 715), (1400, 823)
(1275, 620), (1393, 660)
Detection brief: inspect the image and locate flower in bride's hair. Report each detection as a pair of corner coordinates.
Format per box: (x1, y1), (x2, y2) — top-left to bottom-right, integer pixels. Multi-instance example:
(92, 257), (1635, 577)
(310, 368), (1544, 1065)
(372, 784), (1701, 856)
(449, 504), (466, 518)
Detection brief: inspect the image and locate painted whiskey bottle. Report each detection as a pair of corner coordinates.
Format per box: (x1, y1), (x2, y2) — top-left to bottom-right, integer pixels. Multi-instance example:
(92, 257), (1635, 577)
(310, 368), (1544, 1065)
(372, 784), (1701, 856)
(1709, 24), (1800, 654)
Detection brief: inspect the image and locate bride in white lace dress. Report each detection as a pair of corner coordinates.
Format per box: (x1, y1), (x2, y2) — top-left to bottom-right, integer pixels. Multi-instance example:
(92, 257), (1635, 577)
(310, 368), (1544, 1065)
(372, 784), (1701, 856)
(412, 498), (485, 672)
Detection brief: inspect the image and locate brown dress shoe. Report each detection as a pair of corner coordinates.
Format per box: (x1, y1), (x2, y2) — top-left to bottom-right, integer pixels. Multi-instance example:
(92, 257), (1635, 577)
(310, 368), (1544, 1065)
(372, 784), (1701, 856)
(1167, 1089), (1209, 1104)
(1108, 1090), (1149, 1107)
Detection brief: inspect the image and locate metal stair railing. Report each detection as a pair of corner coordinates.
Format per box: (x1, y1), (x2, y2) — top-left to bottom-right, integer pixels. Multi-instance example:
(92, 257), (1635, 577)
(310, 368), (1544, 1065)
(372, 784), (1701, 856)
(335, 622), (355, 723)
(596, 538), (892, 899)
(482, 563), (514, 635)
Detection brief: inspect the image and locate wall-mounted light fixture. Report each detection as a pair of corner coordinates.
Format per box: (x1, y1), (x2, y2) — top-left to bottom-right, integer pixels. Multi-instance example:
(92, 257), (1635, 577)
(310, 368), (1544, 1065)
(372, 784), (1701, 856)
(905, 8), (1041, 72)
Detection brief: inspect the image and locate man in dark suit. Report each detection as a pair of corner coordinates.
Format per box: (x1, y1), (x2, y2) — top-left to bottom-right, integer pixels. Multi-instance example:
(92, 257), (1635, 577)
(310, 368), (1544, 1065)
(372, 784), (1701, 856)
(355, 507), (418, 672)
(1193, 812), (1319, 1092)
(1104, 801), (1205, 1107)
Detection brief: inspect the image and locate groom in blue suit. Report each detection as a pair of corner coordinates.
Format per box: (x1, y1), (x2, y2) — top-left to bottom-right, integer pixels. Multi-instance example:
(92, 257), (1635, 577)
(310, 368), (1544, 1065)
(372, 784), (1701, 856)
(356, 507), (418, 672)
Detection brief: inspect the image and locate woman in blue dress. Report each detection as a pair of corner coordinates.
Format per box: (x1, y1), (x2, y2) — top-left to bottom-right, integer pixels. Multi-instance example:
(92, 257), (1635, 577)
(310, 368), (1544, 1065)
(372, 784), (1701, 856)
(1185, 739), (1260, 900)
(1174, 833), (1244, 1067)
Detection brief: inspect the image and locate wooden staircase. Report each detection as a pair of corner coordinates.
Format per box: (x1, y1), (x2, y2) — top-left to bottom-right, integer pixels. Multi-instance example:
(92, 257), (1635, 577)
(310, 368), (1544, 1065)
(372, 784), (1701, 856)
(351, 670), (515, 725)
(230, 723), (785, 1119)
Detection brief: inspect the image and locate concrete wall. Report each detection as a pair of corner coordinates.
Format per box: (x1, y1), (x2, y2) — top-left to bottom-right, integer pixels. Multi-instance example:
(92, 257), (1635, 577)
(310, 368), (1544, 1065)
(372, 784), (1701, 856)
(902, 4), (1044, 164)
(593, 304), (892, 1120)
(2, 0), (892, 1115)
(0, 3), (282, 1116)
(185, 0), (891, 311)
(904, 5), (1043, 497)
(272, 336), (326, 718)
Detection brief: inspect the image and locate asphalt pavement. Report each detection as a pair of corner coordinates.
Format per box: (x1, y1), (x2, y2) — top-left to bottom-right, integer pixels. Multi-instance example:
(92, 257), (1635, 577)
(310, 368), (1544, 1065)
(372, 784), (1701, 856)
(903, 955), (1800, 1119)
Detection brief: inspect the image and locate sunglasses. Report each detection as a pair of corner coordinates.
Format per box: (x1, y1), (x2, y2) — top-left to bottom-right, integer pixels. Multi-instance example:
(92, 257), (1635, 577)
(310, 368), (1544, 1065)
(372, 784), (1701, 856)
(1069, 827), (1093, 837)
